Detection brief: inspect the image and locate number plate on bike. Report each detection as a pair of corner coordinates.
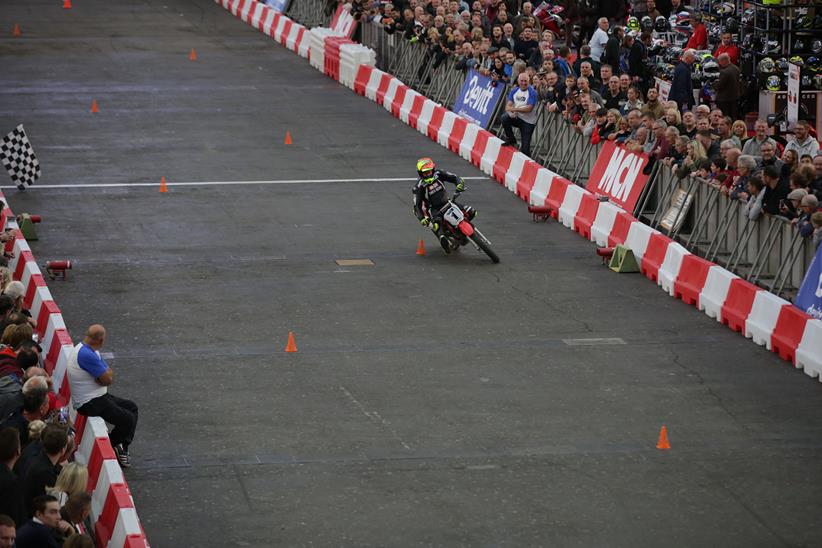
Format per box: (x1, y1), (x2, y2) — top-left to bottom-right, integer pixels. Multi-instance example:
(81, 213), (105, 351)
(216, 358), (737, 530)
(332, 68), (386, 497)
(442, 203), (465, 225)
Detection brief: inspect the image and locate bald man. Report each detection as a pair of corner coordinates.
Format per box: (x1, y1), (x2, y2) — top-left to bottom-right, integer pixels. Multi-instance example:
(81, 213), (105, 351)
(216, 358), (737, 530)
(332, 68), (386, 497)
(669, 49), (696, 112)
(66, 325), (137, 468)
(714, 53), (741, 119)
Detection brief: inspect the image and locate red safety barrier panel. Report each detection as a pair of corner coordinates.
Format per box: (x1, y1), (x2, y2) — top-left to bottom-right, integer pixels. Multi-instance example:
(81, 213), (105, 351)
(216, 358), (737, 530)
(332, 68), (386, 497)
(492, 146), (515, 183)
(88, 438), (117, 494)
(374, 73), (393, 105)
(515, 161), (541, 202)
(771, 306), (811, 363)
(323, 36), (349, 81)
(5, 229), (22, 254)
(96, 484), (135, 548)
(36, 301), (60, 338)
(44, 329), (72, 374)
(13, 249), (34, 281)
(470, 130), (492, 167)
(720, 278), (761, 333)
(640, 233), (672, 282)
(23, 273), (47, 310)
(608, 212), (634, 247)
(406, 95), (426, 129)
(447, 116), (468, 153)
(353, 65), (372, 95)
(573, 192), (600, 240)
(124, 537), (149, 548)
(674, 255), (713, 306)
(73, 413), (88, 448)
(390, 85), (408, 118)
(279, 19), (293, 45)
(426, 106), (446, 141)
(545, 177), (570, 218)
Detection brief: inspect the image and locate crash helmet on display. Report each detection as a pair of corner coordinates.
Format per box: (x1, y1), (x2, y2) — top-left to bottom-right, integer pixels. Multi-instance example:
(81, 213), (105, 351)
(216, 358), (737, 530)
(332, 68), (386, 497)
(655, 15), (670, 33)
(701, 60), (721, 80)
(761, 0), (781, 5)
(775, 57), (789, 73)
(766, 74), (782, 91)
(627, 16), (640, 32)
(796, 14), (814, 30)
(708, 24), (721, 45)
(801, 73), (813, 88)
(814, 73), (822, 90)
(724, 17), (739, 35)
(416, 158), (436, 182)
(806, 56), (821, 73)
(789, 55), (804, 66)
(640, 15), (653, 33)
(715, 2), (735, 16)
(757, 57), (776, 74)
(763, 39), (781, 55)
(812, 40), (822, 55)
(741, 8), (755, 28)
(793, 38), (807, 54)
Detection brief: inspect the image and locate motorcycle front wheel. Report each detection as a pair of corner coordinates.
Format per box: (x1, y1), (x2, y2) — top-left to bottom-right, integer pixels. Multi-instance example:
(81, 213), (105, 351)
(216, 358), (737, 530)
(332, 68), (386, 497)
(470, 228), (500, 263)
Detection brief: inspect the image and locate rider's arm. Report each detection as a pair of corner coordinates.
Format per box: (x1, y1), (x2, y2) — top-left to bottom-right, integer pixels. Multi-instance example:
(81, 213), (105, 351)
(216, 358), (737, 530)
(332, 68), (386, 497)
(412, 183), (426, 219)
(436, 170), (462, 186)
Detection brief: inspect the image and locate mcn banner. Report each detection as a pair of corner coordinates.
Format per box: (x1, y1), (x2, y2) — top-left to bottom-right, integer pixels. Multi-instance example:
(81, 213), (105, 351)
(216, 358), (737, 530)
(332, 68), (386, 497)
(454, 70), (505, 129)
(586, 142), (651, 212)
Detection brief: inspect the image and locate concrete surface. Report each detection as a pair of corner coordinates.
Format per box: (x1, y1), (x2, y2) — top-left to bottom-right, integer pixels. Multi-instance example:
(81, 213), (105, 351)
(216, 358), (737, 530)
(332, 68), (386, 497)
(2, 1), (822, 546)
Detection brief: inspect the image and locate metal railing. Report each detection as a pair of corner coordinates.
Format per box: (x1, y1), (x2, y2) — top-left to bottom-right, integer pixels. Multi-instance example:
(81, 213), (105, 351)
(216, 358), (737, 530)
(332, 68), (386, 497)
(285, 2), (816, 300)
(286, 0), (328, 28)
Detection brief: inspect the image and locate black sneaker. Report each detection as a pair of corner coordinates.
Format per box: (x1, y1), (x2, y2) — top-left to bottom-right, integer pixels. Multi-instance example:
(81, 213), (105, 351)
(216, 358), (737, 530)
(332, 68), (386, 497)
(115, 445), (131, 468)
(502, 138), (517, 147)
(439, 235), (451, 254)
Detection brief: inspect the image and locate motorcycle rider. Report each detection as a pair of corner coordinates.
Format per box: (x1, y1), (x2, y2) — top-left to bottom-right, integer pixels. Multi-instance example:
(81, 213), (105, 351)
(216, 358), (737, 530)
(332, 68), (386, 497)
(412, 157), (474, 253)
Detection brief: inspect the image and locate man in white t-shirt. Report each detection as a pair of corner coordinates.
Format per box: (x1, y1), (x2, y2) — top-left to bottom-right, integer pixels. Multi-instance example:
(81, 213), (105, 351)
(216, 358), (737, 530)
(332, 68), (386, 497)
(589, 18), (609, 63)
(501, 72), (539, 156)
(66, 324), (137, 468)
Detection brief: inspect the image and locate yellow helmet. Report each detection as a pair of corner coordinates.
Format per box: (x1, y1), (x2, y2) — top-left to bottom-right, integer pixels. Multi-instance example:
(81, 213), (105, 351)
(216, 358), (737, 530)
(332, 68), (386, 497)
(417, 157), (436, 183)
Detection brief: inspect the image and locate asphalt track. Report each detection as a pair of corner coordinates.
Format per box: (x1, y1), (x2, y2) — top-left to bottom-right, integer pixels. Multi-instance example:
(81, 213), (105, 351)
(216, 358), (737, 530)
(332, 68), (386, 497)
(3, 1), (822, 546)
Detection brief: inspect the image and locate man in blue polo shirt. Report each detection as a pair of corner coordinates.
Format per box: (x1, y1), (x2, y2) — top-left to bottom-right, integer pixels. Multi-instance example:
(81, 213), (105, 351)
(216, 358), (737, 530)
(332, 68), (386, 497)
(501, 72), (539, 156)
(66, 325), (137, 468)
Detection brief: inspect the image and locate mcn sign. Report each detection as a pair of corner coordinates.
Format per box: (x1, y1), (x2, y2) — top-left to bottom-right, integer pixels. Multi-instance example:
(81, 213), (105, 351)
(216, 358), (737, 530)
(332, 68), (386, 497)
(586, 142), (650, 211)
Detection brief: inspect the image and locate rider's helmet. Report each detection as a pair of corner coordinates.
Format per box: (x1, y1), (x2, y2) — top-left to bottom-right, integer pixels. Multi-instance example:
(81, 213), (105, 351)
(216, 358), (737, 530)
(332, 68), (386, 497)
(417, 157), (436, 183)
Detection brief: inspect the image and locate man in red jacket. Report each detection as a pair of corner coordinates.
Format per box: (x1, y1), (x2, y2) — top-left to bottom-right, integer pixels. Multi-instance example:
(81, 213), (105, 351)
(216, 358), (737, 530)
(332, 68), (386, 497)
(713, 31), (739, 65)
(685, 12), (707, 51)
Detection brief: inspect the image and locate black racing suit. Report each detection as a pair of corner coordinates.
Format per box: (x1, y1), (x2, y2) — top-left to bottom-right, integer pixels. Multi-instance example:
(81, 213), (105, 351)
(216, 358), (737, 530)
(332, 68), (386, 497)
(412, 169), (464, 236)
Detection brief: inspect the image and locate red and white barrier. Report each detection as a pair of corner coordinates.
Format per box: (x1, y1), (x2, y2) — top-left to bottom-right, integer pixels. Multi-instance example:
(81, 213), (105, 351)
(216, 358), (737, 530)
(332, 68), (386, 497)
(215, 0), (821, 386)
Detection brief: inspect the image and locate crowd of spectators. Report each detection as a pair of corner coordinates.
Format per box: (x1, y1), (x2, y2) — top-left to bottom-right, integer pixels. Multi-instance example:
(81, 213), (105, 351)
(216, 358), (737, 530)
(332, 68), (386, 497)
(0, 217), (136, 545)
(348, 0), (822, 245)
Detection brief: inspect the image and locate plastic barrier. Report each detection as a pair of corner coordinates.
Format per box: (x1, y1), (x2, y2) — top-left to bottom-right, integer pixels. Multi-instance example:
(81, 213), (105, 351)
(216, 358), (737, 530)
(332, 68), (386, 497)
(699, 266), (738, 321)
(639, 232), (671, 282)
(557, 183), (585, 229)
(797, 320), (822, 379)
(673, 254), (712, 305)
(608, 211), (634, 247)
(624, 222), (656, 262)
(573, 192), (600, 241)
(721, 278), (762, 333)
(771, 306), (810, 364)
(658, 242), (690, 297)
(745, 291), (789, 348)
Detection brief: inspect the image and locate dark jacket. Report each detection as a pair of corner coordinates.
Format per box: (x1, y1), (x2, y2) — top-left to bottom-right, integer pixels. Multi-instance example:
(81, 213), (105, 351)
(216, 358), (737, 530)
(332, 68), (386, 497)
(714, 63), (741, 102)
(628, 40), (648, 82)
(669, 61), (695, 109)
(22, 451), (60, 518)
(14, 519), (60, 548)
(0, 463), (25, 527)
(603, 34), (622, 70)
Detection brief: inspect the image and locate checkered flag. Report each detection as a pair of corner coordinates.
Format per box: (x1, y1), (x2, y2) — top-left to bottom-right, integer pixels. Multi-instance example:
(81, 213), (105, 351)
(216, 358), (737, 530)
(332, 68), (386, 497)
(1, 124), (41, 190)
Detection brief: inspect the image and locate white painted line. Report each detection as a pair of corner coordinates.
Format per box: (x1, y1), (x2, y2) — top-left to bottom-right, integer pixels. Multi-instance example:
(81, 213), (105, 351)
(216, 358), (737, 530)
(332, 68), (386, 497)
(0, 176), (488, 190)
(562, 338), (626, 346)
(339, 385), (411, 450)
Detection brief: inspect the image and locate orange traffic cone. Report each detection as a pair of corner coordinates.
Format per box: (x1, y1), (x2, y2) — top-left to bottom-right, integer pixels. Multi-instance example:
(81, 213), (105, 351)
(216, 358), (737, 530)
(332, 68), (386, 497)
(285, 331), (298, 353)
(416, 239), (426, 256)
(284, 130), (292, 145)
(656, 425), (671, 450)
(90, 99), (99, 113)
(159, 176), (168, 193)
(12, 24), (21, 37)
(63, 0), (72, 9)
(189, 48), (197, 61)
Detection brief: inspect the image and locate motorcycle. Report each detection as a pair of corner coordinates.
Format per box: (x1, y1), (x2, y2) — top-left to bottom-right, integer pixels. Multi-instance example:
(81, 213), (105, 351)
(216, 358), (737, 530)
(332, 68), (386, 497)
(431, 192), (500, 263)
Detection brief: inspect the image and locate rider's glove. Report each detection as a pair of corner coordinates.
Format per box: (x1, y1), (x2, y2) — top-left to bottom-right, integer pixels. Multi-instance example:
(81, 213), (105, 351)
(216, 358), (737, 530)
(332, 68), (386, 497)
(455, 179), (466, 192)
(420, 217), (430, 227)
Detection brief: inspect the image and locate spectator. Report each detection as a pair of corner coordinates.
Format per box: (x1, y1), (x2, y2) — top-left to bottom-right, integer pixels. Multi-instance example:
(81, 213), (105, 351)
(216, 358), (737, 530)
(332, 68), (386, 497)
(669, 49), (696, 113)
(514, 26), (538, 61)
(573, 45), (600, 78)
(61, 493), (91, 539)
(598, 65), (613, 93)
(663, 108), (681, 130)
(64, 534), (95, 548)
(812, 155), (822, 198)
(684, 12), (707, 50)
(47, 462), (87, 507)
(589, 18), (610, 63)
(780, 188), (808, 221)
(603, 76), (627, 110)
(795, 194), (820, 237)
(642, 86), (664, 120)
(576, 76), (603, 105)
(758, 142), (783, 173)
(784, 121), (820, 159)
(0, 271), (10, 296)
(621, 86), (644, 115)
(696, 129), (720, 160)
(0, 296), (16, 339)
(0, 377), (49, 450)
(67, 325), (138, 468)
(713, 31), (739, 65)
(729, 155), (757, 200)
(741, 120), (774, 159)
(781, 149), (798, 181)
(0, 428), (24, 527)
(489, 56), (509, 84)
(744, 176), (766, 221)
(578, 62), (601, 91)
(14, 495), (69, 548)
(0, 514), (14, 548)
(22, 423), (68, 517)
(680, 111), (697, 138)
(714, 54), (741, 120)
(811, 211), (822, 249)
(603, 26), (623, 70)
(553, 46), (573, 78)
(762, 165), (789, 216)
